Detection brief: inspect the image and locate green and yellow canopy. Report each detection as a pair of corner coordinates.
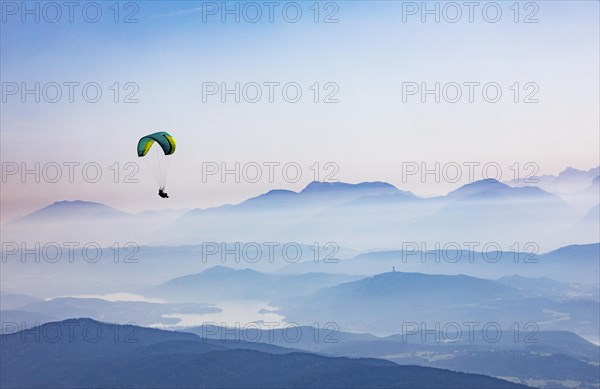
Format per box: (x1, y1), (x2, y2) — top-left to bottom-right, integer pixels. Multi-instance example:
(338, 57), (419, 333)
(137, 132), (176, 157)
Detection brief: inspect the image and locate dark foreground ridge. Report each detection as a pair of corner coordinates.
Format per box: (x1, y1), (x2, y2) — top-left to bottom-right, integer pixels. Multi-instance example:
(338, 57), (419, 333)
(0, 318), (531, 389)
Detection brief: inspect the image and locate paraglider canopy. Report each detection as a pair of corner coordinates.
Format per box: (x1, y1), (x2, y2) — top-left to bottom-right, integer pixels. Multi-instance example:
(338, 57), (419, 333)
(137, 132), (176, 157)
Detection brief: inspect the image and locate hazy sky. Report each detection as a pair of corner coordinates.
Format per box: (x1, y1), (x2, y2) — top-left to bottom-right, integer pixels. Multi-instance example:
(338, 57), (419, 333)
(1, 0), (599, 221)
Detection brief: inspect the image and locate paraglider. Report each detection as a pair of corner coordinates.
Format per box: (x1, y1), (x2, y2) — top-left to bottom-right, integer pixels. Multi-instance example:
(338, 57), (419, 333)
(158, 188), (169, 198)
(137, 131), (176, 198)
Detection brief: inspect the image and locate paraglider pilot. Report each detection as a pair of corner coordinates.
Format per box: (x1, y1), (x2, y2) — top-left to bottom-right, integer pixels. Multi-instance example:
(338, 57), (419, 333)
(158, 187), (169, 198)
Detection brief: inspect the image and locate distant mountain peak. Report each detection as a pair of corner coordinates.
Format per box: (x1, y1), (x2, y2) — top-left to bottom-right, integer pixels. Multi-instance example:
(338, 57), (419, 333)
(197, 266), (262, 276)
(301, 181), (398, 193)
(447, 179), (559, 202)
(229, 181), (405, 212)
(16, 199), (127, 223)
(38, 199), (116, 209)
(50, 199), (107, 207)
(203, 265), (237, 273)
(447, 179), (509, 197)
(263, 189), (296, 196)
(558, 166), (600, 179)
(461, 178), (505, 187)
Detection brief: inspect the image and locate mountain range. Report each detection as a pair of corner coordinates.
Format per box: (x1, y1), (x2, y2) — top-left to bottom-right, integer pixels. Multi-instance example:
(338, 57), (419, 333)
(278, 243), (600, 284)
(0, 319), (530, 389)
(275, 271), (599, 339)
(186, 324), (600, 388)
(506, 166), (599, 194)
(147, 265), (363, 302)
(5, 174), (598, 249)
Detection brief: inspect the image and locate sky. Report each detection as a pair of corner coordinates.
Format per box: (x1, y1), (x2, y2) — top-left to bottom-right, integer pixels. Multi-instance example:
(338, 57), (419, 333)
(1, 0), (599, 221)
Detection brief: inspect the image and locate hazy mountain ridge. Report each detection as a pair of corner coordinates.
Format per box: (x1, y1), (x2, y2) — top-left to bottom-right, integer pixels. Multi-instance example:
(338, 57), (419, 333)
(275, 271), (599, 338)
(279, 243), (600, 285)
(6, 176), (597, 249)
(186, 324), (599, 360)
(505, 166), (599, 194)
(170, 178), (592, 248)
(3, 175), (598, 387)
(0, 319), (530, 389)
(2, 243), (598, 302)
(148, 265), (363, 302)
(185, 324), (600, 388)
(2, 297), (220, 328)
(14, 200), (129, 223)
